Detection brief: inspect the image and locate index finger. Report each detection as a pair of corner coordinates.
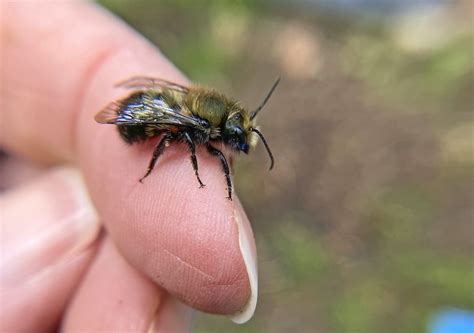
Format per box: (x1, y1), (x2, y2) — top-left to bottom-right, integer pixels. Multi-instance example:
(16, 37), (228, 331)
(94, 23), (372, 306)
(1, 2), (257, 322)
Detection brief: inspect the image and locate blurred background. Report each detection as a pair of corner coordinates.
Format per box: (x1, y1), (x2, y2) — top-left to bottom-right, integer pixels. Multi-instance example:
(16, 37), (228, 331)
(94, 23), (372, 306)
(97, 0), (473, 332)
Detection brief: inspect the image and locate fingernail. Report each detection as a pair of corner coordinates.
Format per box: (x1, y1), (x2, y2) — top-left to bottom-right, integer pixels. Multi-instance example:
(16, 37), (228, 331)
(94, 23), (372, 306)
(0, 167), (100, 285)
(229, 203), (258, 324)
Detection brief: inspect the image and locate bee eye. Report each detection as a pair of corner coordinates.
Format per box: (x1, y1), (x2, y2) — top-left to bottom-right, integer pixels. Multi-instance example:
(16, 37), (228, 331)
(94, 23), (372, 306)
(240, 143), (249, 153)
(232, 113), (242, 122)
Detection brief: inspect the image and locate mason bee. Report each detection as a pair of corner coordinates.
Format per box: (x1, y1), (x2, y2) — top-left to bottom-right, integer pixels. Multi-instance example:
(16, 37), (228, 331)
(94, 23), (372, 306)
(95, 76), (279, 200)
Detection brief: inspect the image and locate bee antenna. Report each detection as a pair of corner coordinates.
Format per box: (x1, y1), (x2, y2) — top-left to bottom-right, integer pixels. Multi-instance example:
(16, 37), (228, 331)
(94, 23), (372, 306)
(250, 77), (281, 121)
(251, 128), (274, 170)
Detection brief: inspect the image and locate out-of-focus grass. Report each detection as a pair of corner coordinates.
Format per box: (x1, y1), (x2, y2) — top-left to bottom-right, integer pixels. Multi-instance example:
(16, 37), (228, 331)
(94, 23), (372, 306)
(356, 182), (474, 331)
(342, 33), (474, 111)
(99, 1), (474, 332)
(99, 0), (258, 82)
(270, 223), (329, 285)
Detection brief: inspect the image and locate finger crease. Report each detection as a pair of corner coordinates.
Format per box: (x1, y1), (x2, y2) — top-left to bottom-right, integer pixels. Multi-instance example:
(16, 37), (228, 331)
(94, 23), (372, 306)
(163, 249), (214, 281)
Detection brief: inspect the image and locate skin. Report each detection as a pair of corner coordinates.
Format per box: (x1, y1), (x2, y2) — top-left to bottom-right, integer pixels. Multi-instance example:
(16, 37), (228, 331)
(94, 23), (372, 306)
(0, 1), (257, 331)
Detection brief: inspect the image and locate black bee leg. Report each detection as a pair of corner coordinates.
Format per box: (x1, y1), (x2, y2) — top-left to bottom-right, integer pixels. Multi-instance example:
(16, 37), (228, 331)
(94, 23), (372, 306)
(206, 144), (233, 200)
(139, 132), (173, 183)
(183, 132), (205, 188)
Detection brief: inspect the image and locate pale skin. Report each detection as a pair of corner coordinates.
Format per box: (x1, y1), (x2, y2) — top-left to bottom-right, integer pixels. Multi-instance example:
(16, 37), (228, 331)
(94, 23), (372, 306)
(0, 2), (257, 331)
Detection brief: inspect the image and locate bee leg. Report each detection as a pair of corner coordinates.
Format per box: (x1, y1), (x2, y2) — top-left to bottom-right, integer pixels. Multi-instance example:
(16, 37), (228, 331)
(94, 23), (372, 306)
(183, 132), (205, 188)
(139, 132), (173, 183)
(206, 144), (232, 200)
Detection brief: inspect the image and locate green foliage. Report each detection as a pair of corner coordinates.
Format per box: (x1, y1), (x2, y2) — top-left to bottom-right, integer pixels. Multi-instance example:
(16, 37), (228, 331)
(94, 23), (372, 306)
(367, 185), (436, 245)
(330, 278), (393, 333)
(342, 34), (474, 111)
(271, 222), (329, 285)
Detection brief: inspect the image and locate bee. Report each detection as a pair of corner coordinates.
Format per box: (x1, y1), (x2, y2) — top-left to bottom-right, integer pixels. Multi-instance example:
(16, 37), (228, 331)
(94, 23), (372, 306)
(95, 76), (279, 200)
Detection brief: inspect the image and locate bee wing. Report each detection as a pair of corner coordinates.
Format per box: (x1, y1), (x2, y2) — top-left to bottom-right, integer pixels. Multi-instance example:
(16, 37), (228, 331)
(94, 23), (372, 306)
(94, 102), (123, 124)
(95, 95), (208, 130)
(115, 76), (190, 93)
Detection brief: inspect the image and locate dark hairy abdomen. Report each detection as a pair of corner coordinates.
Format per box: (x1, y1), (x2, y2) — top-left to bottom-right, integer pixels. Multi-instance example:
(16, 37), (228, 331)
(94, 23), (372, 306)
(117, 124), (150, 144)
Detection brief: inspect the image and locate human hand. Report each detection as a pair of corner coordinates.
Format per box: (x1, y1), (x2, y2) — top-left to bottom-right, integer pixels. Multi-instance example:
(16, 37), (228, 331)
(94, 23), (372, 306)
(1, 2), (257, 331)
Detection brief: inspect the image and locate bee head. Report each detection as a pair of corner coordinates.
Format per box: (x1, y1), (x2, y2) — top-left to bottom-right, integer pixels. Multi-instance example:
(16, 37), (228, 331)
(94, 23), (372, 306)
(223, 110), (251, 154)
(224, 77), (279, 169)
(223, 109), (274, 170)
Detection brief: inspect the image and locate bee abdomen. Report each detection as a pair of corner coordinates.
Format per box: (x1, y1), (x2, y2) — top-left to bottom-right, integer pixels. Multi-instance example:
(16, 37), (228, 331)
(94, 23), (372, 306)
(117, 125), (145, 144)
(118, 124), (161, 144)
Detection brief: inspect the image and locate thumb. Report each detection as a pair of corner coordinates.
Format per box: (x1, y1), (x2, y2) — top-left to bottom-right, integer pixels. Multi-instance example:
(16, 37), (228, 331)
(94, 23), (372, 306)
(0, 167), (100, 332)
